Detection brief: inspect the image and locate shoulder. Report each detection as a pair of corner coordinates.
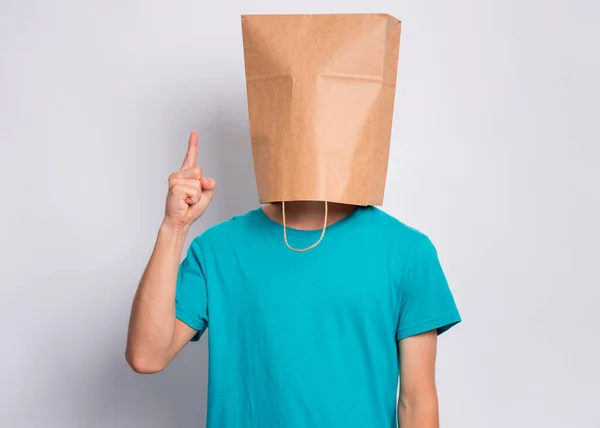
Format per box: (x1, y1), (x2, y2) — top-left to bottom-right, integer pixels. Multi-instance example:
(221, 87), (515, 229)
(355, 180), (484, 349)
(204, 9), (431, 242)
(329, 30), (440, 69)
(361, 206), (431, 250)
(190, 207), (263, 248)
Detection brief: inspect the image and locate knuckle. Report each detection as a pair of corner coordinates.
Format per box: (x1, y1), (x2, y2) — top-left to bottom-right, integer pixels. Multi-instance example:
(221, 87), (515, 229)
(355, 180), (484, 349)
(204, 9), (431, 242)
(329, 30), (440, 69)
(182, 166), (200, 176)
(183, 179), (198, 189)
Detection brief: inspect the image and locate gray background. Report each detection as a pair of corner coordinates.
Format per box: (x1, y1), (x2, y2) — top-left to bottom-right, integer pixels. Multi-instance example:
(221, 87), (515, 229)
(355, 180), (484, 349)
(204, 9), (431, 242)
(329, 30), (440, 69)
(1, 0), (599, 427)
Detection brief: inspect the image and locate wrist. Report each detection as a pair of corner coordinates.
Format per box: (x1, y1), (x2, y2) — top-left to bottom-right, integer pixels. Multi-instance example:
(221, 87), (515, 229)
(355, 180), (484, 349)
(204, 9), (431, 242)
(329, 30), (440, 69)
(159, 219), (190, 240)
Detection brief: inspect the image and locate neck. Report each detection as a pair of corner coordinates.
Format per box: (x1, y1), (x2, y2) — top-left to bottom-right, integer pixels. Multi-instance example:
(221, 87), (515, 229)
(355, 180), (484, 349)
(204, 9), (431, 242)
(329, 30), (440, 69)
(262, 201), (357, 231)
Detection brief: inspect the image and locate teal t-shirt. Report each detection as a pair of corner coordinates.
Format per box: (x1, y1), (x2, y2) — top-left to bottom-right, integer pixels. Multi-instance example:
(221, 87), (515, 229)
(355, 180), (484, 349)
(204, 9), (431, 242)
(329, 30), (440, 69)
(175, 206), (461, 428)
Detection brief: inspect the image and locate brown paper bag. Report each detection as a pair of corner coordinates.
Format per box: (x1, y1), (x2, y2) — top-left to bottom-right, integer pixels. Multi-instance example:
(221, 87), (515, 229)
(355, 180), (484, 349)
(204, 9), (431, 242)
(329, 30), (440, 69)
(241, 13), (401, 207)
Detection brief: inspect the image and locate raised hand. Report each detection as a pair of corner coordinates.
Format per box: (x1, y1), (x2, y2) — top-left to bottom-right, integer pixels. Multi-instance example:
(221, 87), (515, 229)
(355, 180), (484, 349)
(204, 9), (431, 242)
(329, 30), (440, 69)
(163, 132), (216, 231)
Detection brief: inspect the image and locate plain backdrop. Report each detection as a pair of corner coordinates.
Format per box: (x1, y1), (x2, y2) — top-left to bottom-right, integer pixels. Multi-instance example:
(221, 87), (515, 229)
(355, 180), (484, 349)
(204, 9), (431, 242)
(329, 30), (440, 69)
(1, 0), (599, 427)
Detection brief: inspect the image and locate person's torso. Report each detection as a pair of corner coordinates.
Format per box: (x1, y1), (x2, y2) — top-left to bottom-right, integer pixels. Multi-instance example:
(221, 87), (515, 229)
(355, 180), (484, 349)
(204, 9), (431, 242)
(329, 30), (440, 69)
(198, 206), (423, 428)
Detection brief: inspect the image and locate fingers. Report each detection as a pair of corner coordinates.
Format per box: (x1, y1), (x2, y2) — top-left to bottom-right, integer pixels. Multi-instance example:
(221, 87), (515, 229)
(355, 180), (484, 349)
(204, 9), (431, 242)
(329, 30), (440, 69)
(170, 166), (202, 180)
(180, 132), (198, 170)
(169, 178), (202, 204)
(178, 184), (201, 205)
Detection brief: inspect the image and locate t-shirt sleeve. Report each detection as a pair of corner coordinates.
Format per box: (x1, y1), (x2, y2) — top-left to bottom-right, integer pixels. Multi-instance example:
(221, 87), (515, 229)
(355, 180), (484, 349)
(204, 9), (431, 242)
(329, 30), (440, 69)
(175, 238), (209, 342)
(396, 236), (461, 341)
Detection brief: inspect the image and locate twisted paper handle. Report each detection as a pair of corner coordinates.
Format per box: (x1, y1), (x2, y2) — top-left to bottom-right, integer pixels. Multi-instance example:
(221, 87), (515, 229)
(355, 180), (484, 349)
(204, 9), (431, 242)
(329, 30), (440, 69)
(282, 201), (328, 252)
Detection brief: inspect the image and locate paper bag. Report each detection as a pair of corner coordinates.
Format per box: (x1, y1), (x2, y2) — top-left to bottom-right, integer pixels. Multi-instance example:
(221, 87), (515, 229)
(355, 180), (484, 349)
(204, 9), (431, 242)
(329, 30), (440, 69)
(241, 13), (401, 206)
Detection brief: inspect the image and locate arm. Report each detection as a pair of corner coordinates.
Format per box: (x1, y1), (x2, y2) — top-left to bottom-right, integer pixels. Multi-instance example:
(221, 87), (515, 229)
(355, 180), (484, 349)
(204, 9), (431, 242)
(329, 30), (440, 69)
(125, 223), (197, 373)
(398, 330), (439, 428)
(125, 132), (216, 374)
(395, 236), (462, 426)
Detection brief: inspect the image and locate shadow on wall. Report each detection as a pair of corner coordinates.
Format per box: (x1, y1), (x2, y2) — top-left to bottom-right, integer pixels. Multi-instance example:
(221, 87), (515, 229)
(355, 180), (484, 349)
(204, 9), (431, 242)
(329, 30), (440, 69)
(71, 97), (257, 427)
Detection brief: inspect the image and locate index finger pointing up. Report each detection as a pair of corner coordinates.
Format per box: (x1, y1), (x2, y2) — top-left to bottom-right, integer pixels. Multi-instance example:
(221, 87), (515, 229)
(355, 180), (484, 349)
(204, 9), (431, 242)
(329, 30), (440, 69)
(181, 132), (198, 170)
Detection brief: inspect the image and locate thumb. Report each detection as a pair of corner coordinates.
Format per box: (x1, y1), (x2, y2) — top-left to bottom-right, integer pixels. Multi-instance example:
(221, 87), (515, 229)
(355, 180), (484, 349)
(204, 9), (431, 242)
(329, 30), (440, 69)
(189, 177), (216, 219)
(200, 177), (216, 196)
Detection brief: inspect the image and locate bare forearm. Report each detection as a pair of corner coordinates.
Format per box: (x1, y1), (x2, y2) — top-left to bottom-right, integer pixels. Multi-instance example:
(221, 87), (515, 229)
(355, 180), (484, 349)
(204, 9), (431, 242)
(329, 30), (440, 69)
(126, 222), (188, 369)
(398, 394), (439, 428)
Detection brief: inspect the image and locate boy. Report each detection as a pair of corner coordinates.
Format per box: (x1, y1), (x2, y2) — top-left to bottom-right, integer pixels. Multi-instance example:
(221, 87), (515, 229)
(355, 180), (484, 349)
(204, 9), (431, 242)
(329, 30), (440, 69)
(126, 131), (461, 428)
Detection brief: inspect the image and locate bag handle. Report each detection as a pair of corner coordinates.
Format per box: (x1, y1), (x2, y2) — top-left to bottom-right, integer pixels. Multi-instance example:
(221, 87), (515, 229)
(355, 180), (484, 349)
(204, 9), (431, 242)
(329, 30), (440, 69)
(282, 201), (328, 252)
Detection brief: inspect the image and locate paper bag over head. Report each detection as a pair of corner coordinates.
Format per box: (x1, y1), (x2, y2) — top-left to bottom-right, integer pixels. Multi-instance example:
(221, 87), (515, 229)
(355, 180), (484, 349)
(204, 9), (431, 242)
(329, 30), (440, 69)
(241, 13), (401, 206)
